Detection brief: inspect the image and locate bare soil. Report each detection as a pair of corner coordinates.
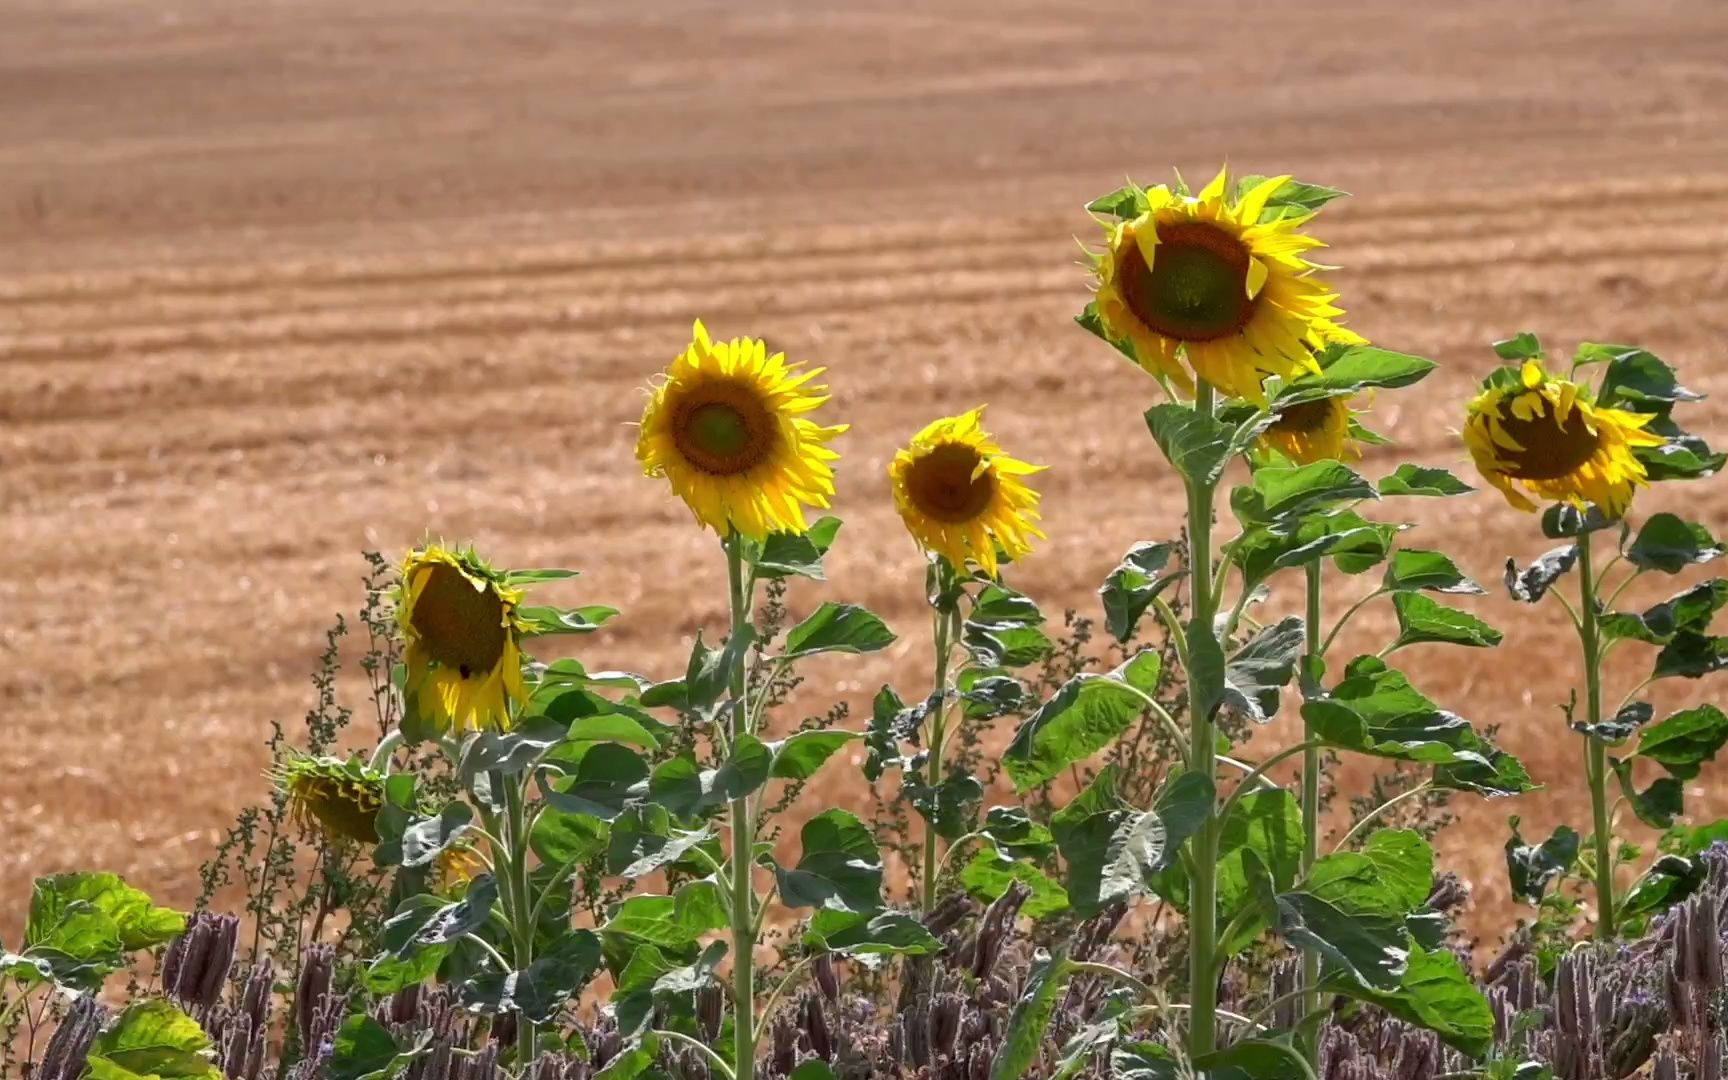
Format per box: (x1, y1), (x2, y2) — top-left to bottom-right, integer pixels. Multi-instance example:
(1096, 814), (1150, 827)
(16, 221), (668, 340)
(5, 0), (1728, 947)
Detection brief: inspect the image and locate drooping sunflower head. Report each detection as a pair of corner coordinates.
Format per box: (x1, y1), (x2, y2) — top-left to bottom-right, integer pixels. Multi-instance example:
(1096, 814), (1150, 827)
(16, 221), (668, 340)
(888, 407), (1046, 577)
(276, 754), (386, 846)
(396, 544), (527, 735)
(1464, 360), (1665, 518)
(637, 321), (847, 541)
(1258, 395), (1359, 465)
(1086, 167), (1363, 404)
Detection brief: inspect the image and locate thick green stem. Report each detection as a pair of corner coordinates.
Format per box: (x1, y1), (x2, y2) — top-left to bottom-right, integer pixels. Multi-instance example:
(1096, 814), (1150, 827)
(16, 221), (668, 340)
(921, 606), (955, 912)
(1299, 560), (1324, 1067)
(501, 774), (536, 1065)
(1185, 381), (1223, 1059)
(1578, 531), (1616, 940)
(724, 537), (757, 1080)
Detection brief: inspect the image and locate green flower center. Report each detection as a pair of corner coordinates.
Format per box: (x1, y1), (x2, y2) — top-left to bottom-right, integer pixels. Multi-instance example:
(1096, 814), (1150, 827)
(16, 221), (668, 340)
(1498, 398), (1602, 480)
(1119, 222), (1257, 342)
(907, 443), (996, 523)
(410, 562), (508, 679)
(673, 383), (776, 475)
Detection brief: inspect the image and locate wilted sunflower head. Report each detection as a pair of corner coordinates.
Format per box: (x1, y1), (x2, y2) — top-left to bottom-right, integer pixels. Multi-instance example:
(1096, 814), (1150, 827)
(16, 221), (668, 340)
(1464, 360), (1665, 518)
(1259, 395), (1359, 465)
(636, 321), (847, 541)
(397, 544), (527, 734)
(276, 754), (386, 846)
(1087, 167), (1363, 404)
(888, 407), (1046, 577)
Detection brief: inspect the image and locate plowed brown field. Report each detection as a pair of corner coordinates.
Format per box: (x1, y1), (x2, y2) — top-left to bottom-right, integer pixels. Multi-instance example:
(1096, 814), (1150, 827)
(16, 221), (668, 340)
(5, 0), (1728, 945)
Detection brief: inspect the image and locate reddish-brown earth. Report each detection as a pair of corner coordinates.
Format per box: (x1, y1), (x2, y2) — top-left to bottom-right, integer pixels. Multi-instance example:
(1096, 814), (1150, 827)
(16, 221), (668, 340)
(4, 0), (1728, 947)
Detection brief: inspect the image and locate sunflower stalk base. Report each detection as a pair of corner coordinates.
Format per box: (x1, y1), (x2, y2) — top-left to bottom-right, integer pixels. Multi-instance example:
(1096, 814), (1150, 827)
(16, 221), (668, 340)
(725, 536), (758, 1080)
(1576, 531), (1617, 941)
(1184, 381), (1224, 1060)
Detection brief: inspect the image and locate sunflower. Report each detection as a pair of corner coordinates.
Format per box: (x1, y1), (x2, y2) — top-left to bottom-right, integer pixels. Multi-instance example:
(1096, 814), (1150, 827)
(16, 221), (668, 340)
(434, 844), (488, 894)
(1259, 395), (1358, 465)
(397, 545), (527, 734)
(637, 321), (847, 541)
(1464, 360), (1665, 517)
(889, 407), (1045, 577)
(276, 754), (386, 846)
(1088, 167), (1362, 404)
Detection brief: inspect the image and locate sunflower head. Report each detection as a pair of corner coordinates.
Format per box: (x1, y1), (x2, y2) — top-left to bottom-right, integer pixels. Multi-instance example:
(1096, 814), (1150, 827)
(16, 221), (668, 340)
(1085, 167), (1363, 405)
(888, 407), (1046, 577)
(637, 321), (847, 541)
(1258, 395), (1359, 465)
(434, 844), (487, 895)
(276, 754), (386, 846)
(1464, 360), (1665, 518)
(396, 544), (527, 735)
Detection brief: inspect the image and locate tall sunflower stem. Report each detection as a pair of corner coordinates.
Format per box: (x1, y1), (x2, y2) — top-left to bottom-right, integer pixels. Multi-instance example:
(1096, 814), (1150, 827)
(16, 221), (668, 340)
(1299, 560), (1324, 1068)
(921, 602), (956, 912)
(1577, 531), (1616, 940)
(724, 536), (757, 1080)
(498, 771), (537, 1064)
(1185, 381), (1223, 1060)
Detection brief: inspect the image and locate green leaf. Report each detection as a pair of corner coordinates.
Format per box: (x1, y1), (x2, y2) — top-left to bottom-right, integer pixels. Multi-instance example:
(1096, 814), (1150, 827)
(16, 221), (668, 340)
(959, 670), (1032, 720)
(28, 872), (184, 954)
(1626, 514), (1723, 574)
(1193, 1040), (1319, 1078)
(1144, 403), (1237, 486)
(1150, 771), (1215, 873)
(1542, 503), (1614, 539)
(1236, 509), (1399, 587)
(1570, 700), (1652, 744)
(1307, 830), (1435, 916)
(1110, 1042), (1181, 1079)
(958, 846), (1071, 919)
(863, 685), (921, 782)
(1327, 945), (1495, 1056)
(530, 807), (609, 866)
(1621, 853), (1708, 922)
(606, 807), (712, 879)
(601, 891), (724, 951)
(87, 1000), (222, 1080)
(1432, 748), (1538, 797)
(775, 810), (883, 912)
(790, 1063), (840, 1080)
(989, 948), (1072, 1080)
(681, 626), (756, 712)
(18, 890), (123, 991)
(1256, 872), (1406, 991)
(1635, 704), (1728, 779)
(503, 567), (579, 585)
(1504, 545), (1578, 603)
(1493, 332), (1544, 361)
(517, 604), (618, 637)
(1277, 344), (1433, 402)
(981, 806), (1057, 860)
(963, 591), (1052, 668)
(1237, 175), (1351, 220)
(768, 730), (857, 780)
(1050, 767), (1134, 917)
(783, 602), (896, 659)
(363, 895), (452, 993)
(1598, 345), (1699, 406)
(398, 804), (474, 870)
(1098, 541), (1178, 642)
(327, 1014), (408, 1080)
(458, 930), (601, 1023)
(1231, 461), (1376, 528)
(1309, 657), (1501, 768)
(1504, 817), (1579, 905)
(1003, 650), (1160, 790)
(1385, 549), (1482, 595)
(1376, 464), (1474, 498)
(754, 518), (843, 580)
(1602, 580), (1728, 645)
(460, 715), (570, 778)
(536, 744), (649, 821)
(804, 910), (943, 956)
(712, 733), (774, 801)
(906, 770), (984, 841)
(1390, 593), (1503, 650)
(1611, 758), (1684, 829)
(1654, 632), (1728, 679)
(1221, 616), (1305, 723)
(1086, 183), (1150, 219)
